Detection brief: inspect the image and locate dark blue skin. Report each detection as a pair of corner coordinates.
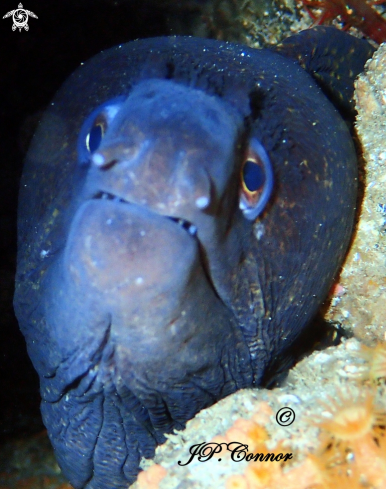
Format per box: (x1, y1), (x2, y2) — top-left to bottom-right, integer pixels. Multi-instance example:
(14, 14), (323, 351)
(14, 27), (373, 488)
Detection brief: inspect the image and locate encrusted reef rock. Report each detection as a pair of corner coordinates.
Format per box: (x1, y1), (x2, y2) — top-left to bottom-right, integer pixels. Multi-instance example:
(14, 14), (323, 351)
(162, 0), (303, 47)
(326, 43), (386, 344)
(132, 339), (386, 489)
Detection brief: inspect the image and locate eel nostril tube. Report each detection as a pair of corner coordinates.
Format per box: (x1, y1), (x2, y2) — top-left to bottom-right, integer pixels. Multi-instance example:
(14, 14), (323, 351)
(92, 152), (106, 167)
(195, 196), (210, 209)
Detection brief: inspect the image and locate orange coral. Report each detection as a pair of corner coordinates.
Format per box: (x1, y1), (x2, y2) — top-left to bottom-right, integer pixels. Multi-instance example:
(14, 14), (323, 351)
(225, 418), (269, 452)
(136, 464), (167, 489)
(243, 451), (323, 489)
(360, 342), (386, 384)
(245, 461), (281, 487)
(316, 391), (386, 487)
(222, 388), (386, 489)
(226, 474), (249, 489)
(221, 411), (320, 489)
(251, 401), (274, 425)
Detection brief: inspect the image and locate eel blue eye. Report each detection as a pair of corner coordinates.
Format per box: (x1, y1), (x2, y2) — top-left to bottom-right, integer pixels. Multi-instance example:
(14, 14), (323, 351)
(86, 123), (103, 153)
(77, 96), (126, 165)
(239, 138), (273, 220)
(243, 159), (265, 192)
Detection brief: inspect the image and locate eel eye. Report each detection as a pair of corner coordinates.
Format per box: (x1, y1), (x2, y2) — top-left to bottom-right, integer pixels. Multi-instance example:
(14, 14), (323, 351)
(242, 159), (265, 192)
(239, 138), (274, 220)
(86, 121), (105, 153)
(77, 96), (126, 165)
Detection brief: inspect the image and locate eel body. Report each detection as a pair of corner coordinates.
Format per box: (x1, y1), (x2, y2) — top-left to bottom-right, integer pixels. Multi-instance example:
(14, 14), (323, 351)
(14, 27), (373, 488)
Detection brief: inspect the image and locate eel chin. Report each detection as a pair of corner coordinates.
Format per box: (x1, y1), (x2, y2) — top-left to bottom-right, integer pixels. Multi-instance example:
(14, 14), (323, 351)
(61, 196), (239, 387)
(39, 195), (251, 489)
(65, 197), (199, 300)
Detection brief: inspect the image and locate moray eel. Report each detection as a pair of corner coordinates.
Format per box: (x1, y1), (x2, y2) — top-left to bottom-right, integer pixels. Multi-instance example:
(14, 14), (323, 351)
(14, 27), (374, 488)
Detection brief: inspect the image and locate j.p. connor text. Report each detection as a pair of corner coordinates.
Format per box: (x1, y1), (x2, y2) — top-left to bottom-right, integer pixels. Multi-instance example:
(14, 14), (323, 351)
(178, 442), (293, 466)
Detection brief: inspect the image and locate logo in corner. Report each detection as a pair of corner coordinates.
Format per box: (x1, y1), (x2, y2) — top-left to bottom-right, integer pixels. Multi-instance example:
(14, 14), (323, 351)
(3, 3), (38, 31)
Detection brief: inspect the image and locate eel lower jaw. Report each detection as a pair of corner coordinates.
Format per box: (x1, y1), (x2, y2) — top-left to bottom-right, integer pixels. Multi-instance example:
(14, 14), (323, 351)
(92, 190), (198, 237)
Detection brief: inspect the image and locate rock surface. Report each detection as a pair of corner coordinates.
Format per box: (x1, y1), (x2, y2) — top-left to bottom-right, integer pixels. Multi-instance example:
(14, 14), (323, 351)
(326, 43), (386, 344)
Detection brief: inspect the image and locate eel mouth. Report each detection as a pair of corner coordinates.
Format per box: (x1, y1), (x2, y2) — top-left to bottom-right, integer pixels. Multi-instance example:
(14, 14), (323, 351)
(92, 191), (198, 236)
